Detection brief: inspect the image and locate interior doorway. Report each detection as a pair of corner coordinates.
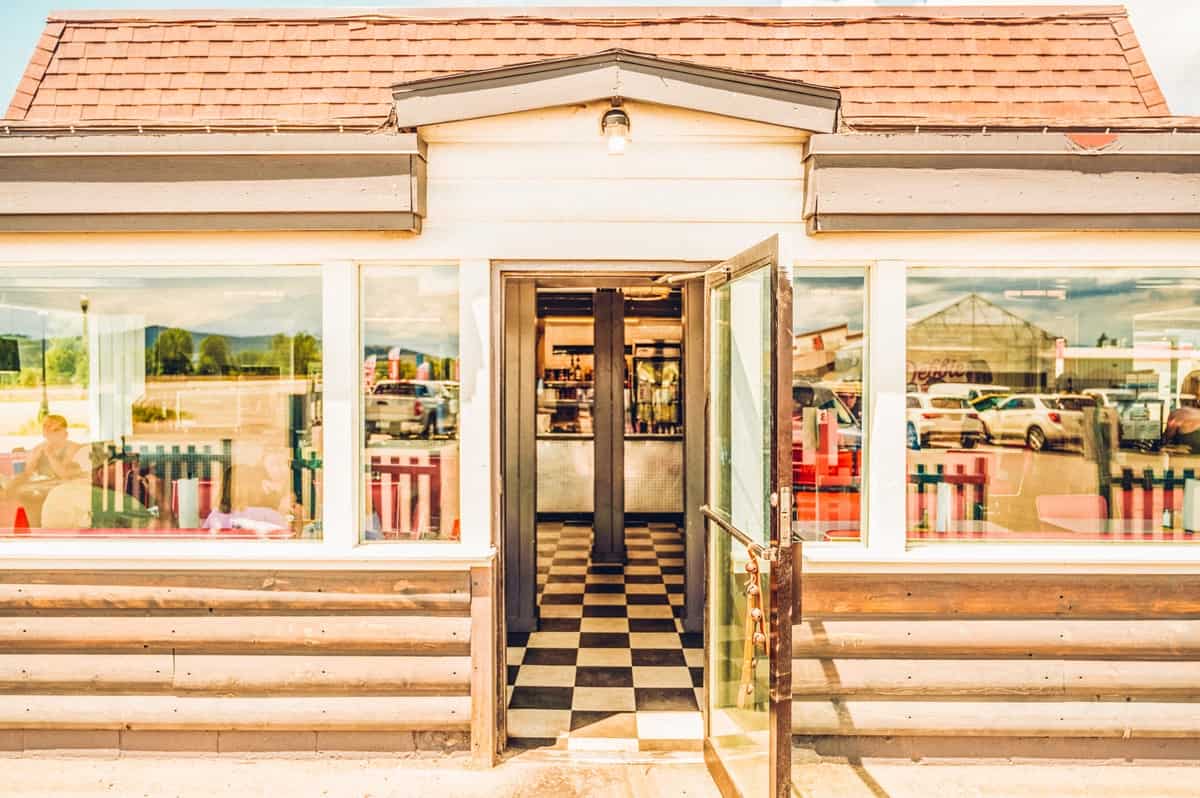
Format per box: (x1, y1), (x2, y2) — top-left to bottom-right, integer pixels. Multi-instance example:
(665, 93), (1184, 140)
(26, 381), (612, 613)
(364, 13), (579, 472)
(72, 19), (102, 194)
(500, 273), (706, 751)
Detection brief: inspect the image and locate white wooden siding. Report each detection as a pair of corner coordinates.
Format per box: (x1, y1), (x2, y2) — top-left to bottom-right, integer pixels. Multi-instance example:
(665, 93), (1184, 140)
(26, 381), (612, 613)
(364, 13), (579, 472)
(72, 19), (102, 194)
(423, 100), (807, 225)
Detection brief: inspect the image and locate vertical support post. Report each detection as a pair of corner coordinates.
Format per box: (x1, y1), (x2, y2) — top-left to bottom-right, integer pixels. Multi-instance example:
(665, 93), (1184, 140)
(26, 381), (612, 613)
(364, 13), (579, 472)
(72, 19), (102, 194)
(593, 288), (626, 563)
(682, 278), (706, 634)
(503, 280), (538, 632)
(865, 260), (907, 556)
(769, 240), (795, 798)
(459, 259), (492, 549)
(321, 260), (359, 552)
(470, 563), (499, 767)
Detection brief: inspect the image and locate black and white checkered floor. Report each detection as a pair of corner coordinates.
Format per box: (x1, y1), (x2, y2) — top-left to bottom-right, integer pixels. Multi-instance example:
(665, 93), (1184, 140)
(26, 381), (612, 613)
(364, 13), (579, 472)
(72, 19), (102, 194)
(506, 521), (705, 751)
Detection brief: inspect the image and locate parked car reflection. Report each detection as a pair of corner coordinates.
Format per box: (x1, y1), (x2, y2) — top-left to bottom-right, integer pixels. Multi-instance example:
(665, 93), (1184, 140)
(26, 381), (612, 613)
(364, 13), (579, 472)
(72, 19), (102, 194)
(1082, 389), (1165, 451)
(906, 393), (985, 450)
(365, 379), (458, 439)
(792, 382), (861, 449)
(927, 382), (1011, 406)
(975, 394), (1089, 451)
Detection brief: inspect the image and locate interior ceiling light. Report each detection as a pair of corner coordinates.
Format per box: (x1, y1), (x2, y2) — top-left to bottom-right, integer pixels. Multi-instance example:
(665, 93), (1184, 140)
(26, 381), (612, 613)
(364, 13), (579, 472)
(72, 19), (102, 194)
(601, 100), (630, 155)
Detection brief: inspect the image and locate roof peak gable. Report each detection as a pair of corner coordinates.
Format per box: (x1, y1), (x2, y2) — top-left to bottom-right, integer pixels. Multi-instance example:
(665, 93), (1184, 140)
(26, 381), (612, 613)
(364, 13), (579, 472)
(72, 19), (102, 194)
(392, 48), (840, 131)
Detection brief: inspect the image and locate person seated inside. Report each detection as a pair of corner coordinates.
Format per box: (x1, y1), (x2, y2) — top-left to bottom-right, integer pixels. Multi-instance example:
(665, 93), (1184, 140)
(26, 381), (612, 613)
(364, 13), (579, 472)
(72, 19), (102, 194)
(22, 414), (82, 481)
(3, 414), (85, 527)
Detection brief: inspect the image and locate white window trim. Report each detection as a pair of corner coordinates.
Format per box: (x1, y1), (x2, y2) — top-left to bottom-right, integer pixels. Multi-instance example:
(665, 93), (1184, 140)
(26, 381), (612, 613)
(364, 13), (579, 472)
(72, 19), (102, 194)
(322, 260), (360, 553)
(0, 259), (495, 570)
(801, 256), (1200, 572)
(457, 258), (492, 551)
(863, 259), (907, 558)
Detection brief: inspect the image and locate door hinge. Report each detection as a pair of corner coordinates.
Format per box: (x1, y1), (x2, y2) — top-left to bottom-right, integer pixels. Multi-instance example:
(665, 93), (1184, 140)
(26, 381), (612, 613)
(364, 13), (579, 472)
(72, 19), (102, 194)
(654, 264), (730, 285)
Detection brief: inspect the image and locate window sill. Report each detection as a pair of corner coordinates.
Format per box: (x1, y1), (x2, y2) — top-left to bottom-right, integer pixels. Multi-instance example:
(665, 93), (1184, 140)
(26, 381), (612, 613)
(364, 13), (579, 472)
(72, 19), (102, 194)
(802, 540), (1200, 573)
(0, 540), (496, 570)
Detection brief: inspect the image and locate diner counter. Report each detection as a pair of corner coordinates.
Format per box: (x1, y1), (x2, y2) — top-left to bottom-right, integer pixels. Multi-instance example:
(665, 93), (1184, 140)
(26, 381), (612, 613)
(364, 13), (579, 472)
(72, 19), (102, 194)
(535, 434), (683, 514)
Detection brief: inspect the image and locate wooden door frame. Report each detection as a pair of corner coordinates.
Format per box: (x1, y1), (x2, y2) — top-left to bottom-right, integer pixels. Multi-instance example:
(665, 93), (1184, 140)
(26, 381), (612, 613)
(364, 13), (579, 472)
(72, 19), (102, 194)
(493, 262), (711, 749)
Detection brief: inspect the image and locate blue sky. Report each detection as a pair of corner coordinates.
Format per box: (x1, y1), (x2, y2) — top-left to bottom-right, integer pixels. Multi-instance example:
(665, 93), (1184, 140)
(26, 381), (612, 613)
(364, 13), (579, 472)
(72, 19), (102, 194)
(3, 1), (1197, 115)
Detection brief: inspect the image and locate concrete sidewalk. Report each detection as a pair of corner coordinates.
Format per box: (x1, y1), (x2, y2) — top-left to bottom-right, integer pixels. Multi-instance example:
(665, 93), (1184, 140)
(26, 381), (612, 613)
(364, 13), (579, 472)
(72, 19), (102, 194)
(7, 748), (1200, 797)
(791, 760), (1200, 798)
(1, 749), (720, 798)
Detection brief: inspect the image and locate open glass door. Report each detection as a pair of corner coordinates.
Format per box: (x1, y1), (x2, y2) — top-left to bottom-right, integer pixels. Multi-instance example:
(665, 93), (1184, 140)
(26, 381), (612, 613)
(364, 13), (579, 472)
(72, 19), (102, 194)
(702, 235), (793, 797)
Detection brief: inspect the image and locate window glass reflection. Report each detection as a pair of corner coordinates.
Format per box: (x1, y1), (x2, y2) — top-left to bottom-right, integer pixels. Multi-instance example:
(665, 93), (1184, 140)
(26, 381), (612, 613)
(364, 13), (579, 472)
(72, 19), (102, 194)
(907, 269), (1200, 541)
(361, 266), (460, 542)
(792, 270), (866, 542)
(0, 268), (323, 539)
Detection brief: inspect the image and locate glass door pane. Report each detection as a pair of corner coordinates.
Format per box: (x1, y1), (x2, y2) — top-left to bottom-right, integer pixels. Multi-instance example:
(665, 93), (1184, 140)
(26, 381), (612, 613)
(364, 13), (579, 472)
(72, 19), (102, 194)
(704, 236), (792, 798)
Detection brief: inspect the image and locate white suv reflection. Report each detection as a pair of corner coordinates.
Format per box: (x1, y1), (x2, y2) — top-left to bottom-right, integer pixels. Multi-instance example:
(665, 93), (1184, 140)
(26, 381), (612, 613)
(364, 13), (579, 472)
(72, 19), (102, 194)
(906, 393), (986, 450)
(976, 394), (1090, 451)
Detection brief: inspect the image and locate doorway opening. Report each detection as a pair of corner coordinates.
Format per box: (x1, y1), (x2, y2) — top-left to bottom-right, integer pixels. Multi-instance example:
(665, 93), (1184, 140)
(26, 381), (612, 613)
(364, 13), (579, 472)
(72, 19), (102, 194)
(502, 276), (706, 751)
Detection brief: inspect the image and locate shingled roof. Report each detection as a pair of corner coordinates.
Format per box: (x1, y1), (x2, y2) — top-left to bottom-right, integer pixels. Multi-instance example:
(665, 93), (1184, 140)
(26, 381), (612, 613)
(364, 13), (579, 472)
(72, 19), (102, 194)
(3, 5), (1174, 130)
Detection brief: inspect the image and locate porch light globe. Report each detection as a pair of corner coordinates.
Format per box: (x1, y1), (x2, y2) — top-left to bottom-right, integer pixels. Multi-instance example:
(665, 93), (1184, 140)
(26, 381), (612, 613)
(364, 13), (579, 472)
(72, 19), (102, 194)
(601, 107), (630, 155)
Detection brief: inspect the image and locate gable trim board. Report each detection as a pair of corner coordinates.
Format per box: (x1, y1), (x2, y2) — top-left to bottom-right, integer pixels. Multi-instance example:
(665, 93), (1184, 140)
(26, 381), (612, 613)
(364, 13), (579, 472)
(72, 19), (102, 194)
(392, 50), (841, 132)
(805, 132), (1200, 232)
(0, 132), (425, 233)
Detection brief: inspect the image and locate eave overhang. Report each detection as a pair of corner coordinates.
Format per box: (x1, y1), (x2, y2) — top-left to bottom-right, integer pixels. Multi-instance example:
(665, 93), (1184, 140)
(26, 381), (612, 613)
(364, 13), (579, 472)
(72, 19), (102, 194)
(0, 132), (426, 233)
(391, 49), (841, 133)
(805, 132), (1200, 232)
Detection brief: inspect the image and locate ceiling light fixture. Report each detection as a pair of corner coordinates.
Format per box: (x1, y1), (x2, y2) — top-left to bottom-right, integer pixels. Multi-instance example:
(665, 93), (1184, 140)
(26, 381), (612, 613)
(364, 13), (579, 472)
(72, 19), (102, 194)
(601, 99), (630, 155)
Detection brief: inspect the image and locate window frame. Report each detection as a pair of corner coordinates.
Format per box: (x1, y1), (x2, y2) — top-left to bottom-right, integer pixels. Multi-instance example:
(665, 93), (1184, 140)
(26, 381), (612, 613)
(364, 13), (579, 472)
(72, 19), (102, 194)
(0, 259), (494, 569)
(789, 262), (872, 548)
(357, 261), (471, 548)
(804, 258), (1200, 571)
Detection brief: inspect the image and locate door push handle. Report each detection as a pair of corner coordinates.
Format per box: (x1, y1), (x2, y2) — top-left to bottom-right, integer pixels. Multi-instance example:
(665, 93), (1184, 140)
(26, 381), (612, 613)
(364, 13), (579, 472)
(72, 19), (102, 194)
(737, 550), (768, 709)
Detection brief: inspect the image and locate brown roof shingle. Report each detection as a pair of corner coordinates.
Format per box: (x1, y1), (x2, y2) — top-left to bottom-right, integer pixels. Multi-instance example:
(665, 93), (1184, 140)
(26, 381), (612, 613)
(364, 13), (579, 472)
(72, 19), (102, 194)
(3, 6), (1173, 128)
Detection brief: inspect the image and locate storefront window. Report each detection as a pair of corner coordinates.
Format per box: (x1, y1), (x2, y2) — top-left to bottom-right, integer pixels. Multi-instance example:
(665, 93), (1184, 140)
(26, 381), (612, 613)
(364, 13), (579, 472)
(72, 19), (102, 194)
(792, 269), (866, 542)
(361, 266), (460, 542)
(906, 268), (1200, 542)
(0, 268), (323, 540)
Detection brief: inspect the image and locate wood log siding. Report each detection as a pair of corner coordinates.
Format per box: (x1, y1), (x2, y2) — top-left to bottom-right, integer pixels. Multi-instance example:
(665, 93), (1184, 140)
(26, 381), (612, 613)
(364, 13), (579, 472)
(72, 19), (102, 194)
(0, 569), (472, 738)
(799, 572), (1200, 618)
(0, 653), (469, 694)
(0, 696), (470, 731)
(0, 616), (469, 654)
(0, 569), (470, 610)
(794, 573), (1200, 740)
(0, 585), (466, 615)
(793, 619), (1200, 659)
(791, 700), (1200, 738)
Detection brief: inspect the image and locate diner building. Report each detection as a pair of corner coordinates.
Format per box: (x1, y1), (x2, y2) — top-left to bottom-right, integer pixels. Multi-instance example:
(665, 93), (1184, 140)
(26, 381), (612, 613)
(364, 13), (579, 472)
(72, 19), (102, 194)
(1, 6), (1199, 796)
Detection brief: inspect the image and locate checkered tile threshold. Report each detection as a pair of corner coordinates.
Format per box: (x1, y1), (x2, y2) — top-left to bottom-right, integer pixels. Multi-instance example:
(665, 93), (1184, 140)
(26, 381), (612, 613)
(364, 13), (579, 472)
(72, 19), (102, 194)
(506, 521), (704, 751)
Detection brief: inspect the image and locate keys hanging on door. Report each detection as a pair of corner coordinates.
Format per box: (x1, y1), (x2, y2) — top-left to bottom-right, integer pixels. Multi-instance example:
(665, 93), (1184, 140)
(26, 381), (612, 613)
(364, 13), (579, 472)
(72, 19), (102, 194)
(737, 551), (768, 708)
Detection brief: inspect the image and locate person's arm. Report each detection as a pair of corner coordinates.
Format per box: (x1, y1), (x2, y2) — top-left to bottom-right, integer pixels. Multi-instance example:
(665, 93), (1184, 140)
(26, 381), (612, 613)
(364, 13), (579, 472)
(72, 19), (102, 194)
(38, 442), (82, 480)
